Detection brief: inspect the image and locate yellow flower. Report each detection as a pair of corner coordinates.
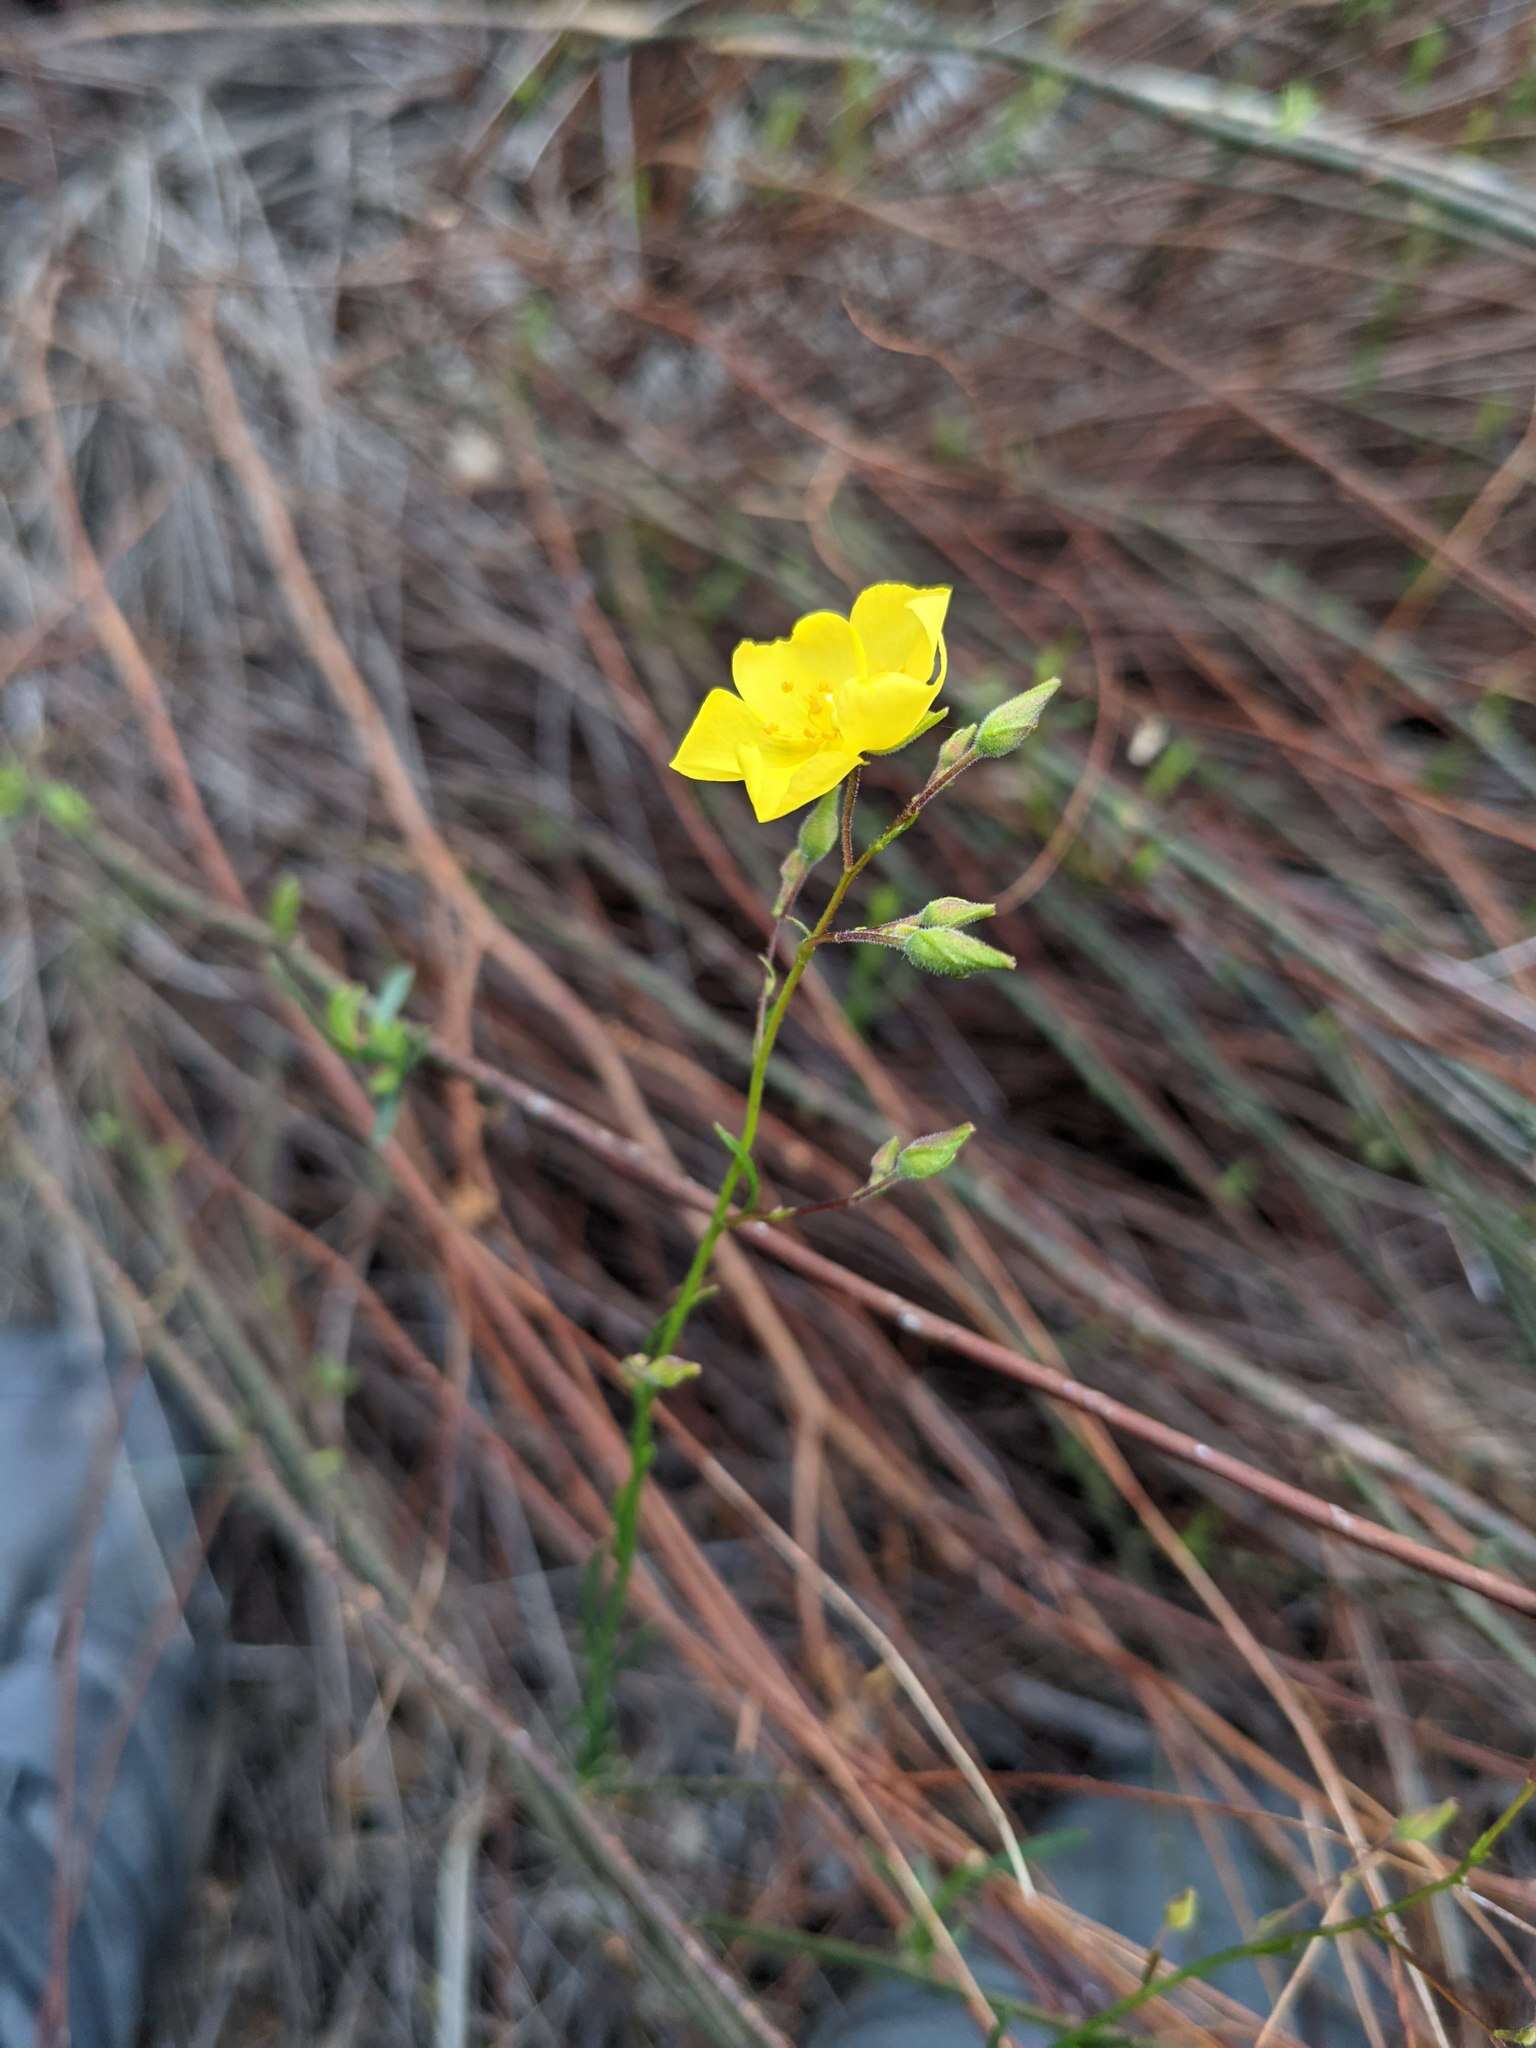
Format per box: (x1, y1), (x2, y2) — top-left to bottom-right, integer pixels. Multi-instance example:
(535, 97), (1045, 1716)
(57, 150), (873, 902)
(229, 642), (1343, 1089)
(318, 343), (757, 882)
(669, 582), (951, 822)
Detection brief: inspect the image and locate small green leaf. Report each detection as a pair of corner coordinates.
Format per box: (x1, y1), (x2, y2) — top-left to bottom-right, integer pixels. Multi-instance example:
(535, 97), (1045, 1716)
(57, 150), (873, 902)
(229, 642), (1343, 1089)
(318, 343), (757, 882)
(371, 964), (415, 1031)
(1460, 104), (1495, 151)
(1394, 1797), (1458, 1843)
(366, 1017), (411, 1068)
(267, 873), (302, 941)
(759, 87), (805, 152)
(0, 761), (30, 819)
(326, 983), (366, 1054)
(1403, 25), (1447, 88)
(1143, 735), (1200, 802)
(714, 1122), (762, 1210)
(311, 1354), (360, 1398)
(38, 781), (93, 834)
(691, 560), (749, 625)
(1164, 1887), (1198, 1932)
(1276, 80), (1320, 135)
(1127, 841), (1168, 885)
(935, 722), (978, 770)
(869, 1135), (901, 1180)
(369, 1089), (406, 1147)
(623, 1352), (703, 1390)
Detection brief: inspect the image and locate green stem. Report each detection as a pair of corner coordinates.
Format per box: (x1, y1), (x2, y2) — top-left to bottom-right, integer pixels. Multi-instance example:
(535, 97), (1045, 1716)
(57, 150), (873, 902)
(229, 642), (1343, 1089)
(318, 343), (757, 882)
(1047, 1778), (1536, 2047)
(578, 766), (955, 1776)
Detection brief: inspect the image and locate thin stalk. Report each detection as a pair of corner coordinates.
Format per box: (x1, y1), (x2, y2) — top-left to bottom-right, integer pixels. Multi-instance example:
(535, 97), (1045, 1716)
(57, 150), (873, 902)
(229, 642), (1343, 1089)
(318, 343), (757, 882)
(1048, 1779), (1536, 2048)
(577, 760), (966, 1775)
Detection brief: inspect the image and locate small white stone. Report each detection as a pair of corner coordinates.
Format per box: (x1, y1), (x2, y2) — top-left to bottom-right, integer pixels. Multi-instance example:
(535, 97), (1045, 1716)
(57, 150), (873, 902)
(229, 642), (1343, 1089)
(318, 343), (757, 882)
(444, 423), (502, 486)
(1127, 714), (1171, 767)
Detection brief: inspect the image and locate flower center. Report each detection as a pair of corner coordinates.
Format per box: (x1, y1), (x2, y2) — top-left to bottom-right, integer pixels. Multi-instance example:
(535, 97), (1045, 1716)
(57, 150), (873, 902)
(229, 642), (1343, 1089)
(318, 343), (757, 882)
(762, 677), (839, 748)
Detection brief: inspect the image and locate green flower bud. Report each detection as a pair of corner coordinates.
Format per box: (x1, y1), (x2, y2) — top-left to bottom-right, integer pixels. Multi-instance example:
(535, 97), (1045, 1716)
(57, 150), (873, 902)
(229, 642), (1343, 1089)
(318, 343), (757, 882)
(38, 781), (94, 834)
(974, 678), (1060, 758)
(918, 897), (995, 929)
(774, 847), (807, 914)
(868, 1135), (901, 1180)
(902, 927), (1015, 978)
(1163, 1888), (1198, 1933)
(935, 723), (978, 771)
(622, 1352), (702, 1390)
(897, 1122), (975, 1181)
(797, 787), (841, 865)
(267, 872), (302, 941)
(326, 982), (367, 1054)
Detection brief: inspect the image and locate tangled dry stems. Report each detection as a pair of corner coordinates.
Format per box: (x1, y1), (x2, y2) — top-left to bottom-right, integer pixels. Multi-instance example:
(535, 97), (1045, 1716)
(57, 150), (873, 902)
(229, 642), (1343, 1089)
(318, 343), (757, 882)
(3, 5), (1536, 2043)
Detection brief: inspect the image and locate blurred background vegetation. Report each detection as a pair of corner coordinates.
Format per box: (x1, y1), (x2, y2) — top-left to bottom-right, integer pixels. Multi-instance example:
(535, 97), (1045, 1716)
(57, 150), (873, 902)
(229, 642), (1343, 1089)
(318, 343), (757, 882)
(4, 1), (1536, 2042)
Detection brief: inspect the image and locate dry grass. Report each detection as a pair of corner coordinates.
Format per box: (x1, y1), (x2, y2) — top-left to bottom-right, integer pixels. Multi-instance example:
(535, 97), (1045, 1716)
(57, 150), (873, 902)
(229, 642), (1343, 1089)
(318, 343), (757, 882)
(3, 4), (1536, 2043)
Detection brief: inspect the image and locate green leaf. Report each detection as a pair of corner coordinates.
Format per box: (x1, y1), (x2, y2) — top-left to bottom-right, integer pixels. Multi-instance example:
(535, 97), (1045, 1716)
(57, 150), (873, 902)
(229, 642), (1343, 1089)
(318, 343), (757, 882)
(869, 1135), (901, 1180)
(311, 1354), (360, 1399)
(1394, 1797), (1458, 1843)
(326, 983), (366, 1054)
(370, 964), (415, 1032)
(1276, 81), (1320, 135)
(370, 1088), (405, 1147)
(367, 1018), (411, 1068)
(713, 1122), (762, 1209)
(1143, 736), (1200, 802)
(935, 722), (978, 770)
(1164, 1887), (1198, 1932)
(0, 761), (29, 819)
(267, 873), (302, 941)
(759, 87), (805, 152)
(38, 781), (93, 834)
(1403, 25), (1447, 88)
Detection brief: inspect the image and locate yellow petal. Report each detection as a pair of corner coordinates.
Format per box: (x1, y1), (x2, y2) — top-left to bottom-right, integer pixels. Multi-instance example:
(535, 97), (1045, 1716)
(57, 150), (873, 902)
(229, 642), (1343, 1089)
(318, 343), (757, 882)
(741, 741), (860, 823)
(842, 673), (941, 755)
(669, 689), (763, 782)
(731, 611), (862, 727)
(850, 583), (951, 683)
